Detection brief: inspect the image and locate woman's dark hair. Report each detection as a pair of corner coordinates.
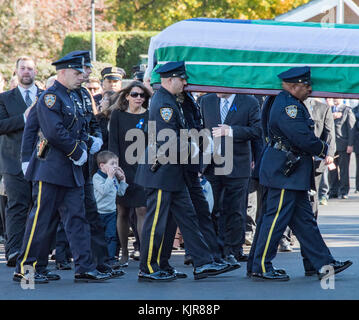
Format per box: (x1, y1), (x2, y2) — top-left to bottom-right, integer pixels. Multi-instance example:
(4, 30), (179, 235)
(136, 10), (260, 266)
(97, 90), (118, 119)
(112, 80), (152, 112)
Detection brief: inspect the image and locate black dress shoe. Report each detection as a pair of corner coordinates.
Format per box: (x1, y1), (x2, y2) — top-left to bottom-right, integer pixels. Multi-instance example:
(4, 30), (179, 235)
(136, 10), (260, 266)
(74, 270), (110, 283)
(13, 272), (49, 284)
(38, 269), (61, 281)
(273, 267), (287, 275)
(193, 262), (231, 280)
(7, 251), (19, 267)
(222, 255), (241, 271)
(138, 270), (177, 282)
(318, 260), (353, 280)
(305, 270), (318, 276)
(56, 261), (72, 270)
(251, 270), (290, 281)
(110, 269), (125, 278)
(249, 267), (286, 277)
(184, 255), (193, 266)
(236, 253), (249, 262)
(165, 267), (187, 279)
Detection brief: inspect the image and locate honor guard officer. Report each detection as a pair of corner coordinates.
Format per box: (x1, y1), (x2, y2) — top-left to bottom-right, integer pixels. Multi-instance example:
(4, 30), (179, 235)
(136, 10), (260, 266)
(158, 91), (236, 274)
(135, 61), (230, 281)
(93, 67), (126, 108)
(251, 66), (353, 281)
(70, 51), (124, 277)
(13, 55), (110, 283)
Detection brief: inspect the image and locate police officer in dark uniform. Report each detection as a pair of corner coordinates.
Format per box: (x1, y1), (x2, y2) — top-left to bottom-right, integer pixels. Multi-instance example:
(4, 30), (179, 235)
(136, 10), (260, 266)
(157, 92), (237, 278)
(251, 66), (352, 281)
(21, 51), (124, 279)
(93, 67), (126, 108)
(135, 61), (230, 281)
(71, 51), (124, 276)
(13, 55), (109, 283)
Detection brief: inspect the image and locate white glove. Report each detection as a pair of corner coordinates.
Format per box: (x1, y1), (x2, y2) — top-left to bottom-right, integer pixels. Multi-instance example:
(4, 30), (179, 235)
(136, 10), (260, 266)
(71, 150), (88, 166)
(22, 162), (29, 176)
(89, 136), (103, 154)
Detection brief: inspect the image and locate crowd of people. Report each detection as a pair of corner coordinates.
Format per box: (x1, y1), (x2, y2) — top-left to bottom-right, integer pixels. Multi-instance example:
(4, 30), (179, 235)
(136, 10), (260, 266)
(0, 51), (355, 284)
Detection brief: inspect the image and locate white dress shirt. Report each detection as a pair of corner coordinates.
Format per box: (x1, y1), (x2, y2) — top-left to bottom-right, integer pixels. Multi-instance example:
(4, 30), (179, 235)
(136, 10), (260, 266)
(18, 83), (37, 123)
(18, 83), (37, 106)
(220, 94), (235, 123)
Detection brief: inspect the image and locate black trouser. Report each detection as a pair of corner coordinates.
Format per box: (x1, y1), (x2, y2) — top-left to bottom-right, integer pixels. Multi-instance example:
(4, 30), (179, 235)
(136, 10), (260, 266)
(251, 188), (334, 274)
(355, 153), (359, 191)
(2, 173), (31, 258)
(15, 181), (96, 275)
(140, 187), (213, 274)
(55, 221), (72, 263)
(206, 175), (249, 257)
(83, 178), (109, 266)
(329, 151), (350, 196)
(184, 171), (222, 260)
(0, 195), (7, 237)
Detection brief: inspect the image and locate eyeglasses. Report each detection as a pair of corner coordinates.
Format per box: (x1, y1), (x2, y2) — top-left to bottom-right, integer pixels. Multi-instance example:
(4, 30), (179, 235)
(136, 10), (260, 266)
(129, 92), (145, 98)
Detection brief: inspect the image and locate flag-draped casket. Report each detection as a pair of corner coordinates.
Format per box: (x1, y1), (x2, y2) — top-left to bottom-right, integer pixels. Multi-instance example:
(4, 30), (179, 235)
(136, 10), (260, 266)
(146, 18), (359, 97)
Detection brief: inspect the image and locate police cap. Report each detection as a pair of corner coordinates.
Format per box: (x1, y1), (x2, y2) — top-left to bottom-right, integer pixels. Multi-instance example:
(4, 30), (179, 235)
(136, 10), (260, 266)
(277, 66), (311, 85)
(70, 50), (93, 68)
(101, 67), (126, 80)
(52, 55), (84, 73)
(155, 61), (188, 79)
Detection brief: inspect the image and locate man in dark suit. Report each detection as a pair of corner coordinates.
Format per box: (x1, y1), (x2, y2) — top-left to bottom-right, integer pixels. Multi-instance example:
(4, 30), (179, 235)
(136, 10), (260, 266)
(327, 98), (355, 199)
(200, 92), (262, 265)
(304, 98), (336, 217)
(0, 56), (39, 266)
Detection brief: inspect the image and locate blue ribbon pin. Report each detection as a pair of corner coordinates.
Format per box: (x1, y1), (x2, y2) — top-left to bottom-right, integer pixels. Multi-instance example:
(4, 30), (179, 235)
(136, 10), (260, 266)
(230, 104), (237, 112)
(136, 118), (145, 129)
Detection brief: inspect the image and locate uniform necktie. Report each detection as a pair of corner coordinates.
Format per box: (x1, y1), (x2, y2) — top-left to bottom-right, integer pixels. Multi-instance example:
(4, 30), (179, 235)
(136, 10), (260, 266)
(25, 90), (32, 107)
(221, 98), (229, 123)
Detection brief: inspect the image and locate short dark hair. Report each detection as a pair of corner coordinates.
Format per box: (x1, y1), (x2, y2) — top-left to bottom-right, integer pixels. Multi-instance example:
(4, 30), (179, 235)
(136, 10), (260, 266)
(16, 56), (35, 69)
(96, 150), (118, 167)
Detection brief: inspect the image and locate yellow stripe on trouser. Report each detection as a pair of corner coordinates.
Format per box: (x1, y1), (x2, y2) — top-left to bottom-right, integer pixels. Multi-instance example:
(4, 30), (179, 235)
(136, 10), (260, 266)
(157, 235), (165, 265)
(147, 189), (162, 274)
(20, 181), (42, 274)
(261, 189), (285, 274)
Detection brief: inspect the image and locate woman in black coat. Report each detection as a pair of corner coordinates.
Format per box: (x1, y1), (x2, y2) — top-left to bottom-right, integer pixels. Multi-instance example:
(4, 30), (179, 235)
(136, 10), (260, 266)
(108, 81), (151, 266)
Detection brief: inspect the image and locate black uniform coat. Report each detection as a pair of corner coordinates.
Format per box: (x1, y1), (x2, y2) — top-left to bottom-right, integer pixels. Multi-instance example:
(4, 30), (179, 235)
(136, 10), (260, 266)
(259, 90), (328, 191)
(135, 86), (187, 192)
(25, 81), (87, 188)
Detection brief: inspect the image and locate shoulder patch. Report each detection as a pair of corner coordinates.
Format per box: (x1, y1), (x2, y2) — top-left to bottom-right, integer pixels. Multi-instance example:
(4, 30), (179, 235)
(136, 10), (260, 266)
(285, 105), (298, 119)
(44, 94), (56, 108)
(160, 107), (173, 122)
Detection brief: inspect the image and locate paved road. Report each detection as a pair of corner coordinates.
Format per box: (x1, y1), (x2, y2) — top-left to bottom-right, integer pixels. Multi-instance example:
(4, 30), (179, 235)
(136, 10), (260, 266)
(0, 160), (358, 302)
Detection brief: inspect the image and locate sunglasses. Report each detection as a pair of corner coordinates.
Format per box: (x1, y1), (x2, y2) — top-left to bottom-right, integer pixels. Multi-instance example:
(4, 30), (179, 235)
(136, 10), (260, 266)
(129, 92), (145, 98)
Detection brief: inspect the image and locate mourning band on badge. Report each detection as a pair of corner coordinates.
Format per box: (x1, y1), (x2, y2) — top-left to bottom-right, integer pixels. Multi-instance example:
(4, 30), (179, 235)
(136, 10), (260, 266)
(285, 105), (298, 119)
(160, 107), (174, 122)
(44, 94), (56, 108)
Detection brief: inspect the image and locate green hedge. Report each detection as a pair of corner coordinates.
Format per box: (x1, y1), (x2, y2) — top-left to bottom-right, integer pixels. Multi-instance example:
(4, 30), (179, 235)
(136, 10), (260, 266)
(62, 31), (158, 77)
